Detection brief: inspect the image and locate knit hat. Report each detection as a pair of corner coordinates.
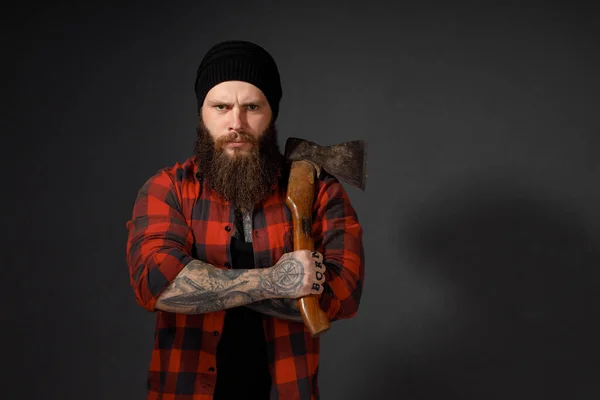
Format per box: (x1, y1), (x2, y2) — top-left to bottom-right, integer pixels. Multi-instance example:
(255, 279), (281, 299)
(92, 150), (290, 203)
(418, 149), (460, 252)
(194, 40), (283, 121)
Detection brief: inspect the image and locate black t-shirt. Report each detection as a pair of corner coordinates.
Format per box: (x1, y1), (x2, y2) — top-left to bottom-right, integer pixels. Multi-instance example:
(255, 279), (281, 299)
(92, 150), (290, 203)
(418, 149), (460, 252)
(213, 236), (271, 399)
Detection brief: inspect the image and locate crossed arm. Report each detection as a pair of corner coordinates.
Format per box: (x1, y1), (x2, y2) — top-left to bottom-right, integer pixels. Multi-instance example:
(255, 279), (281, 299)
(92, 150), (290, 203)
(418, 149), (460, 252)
(156, 257), (304, 321)
(126, 168), (363, 323)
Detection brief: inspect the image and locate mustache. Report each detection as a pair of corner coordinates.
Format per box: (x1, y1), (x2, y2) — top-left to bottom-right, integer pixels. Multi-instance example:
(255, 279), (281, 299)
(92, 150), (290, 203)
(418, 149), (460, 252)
(215, 132), (258, 145)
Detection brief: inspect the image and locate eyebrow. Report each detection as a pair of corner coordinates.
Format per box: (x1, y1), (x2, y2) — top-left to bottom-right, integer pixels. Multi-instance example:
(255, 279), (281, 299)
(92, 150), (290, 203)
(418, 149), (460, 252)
(206, 98), (265, 105)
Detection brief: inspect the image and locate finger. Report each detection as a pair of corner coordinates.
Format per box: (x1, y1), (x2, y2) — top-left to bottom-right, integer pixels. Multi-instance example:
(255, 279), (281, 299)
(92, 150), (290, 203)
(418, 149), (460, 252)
(311, 250), (323, 262)
(311, 282), (322, 294)
(311, 282), (323, 295)
(314, 259), (324, 272)
(315, 271), (324, 281)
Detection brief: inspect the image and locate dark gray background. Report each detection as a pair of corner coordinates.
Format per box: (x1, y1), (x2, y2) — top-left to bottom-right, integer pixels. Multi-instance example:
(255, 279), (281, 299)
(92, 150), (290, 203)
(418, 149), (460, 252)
(6, 2), (600, 399)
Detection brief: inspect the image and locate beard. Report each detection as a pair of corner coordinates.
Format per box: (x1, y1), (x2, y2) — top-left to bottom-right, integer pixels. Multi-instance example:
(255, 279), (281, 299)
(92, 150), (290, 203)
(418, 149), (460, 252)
(194, 118), (285, 211)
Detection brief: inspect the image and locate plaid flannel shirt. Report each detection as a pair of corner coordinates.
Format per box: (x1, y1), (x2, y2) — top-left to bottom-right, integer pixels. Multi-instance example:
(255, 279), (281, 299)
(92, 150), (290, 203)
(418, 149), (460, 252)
(126, 157), (364, 400)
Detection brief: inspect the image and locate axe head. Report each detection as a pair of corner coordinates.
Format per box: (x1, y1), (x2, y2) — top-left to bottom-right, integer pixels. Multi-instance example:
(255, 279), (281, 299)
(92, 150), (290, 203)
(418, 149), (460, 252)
(284, 137), (368, 191)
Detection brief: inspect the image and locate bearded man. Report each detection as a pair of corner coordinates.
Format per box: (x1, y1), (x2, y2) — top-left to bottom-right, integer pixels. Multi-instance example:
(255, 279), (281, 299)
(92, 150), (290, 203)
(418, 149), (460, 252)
(126, 40), (365, 400)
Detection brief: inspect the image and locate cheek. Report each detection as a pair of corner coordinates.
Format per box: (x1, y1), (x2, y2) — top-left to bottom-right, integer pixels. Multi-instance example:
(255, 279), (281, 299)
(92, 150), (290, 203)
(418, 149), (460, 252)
(202, 114), (225, 136)
(248, 115), (271, 134)
(201, 108), (223, 126)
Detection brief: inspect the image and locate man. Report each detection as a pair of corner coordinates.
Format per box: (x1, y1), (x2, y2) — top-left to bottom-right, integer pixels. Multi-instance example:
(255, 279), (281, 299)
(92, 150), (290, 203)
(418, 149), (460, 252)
(126, 40), (365, 400)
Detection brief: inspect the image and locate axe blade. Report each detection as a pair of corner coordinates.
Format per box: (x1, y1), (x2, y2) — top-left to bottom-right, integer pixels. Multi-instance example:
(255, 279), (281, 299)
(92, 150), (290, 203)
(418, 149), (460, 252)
(284, 137), (368, 191)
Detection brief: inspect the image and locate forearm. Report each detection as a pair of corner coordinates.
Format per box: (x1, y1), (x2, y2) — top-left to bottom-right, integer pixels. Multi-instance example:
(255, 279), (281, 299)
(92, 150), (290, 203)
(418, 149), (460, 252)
(245, 298), (303, 322)
(156, 259), (277, 314)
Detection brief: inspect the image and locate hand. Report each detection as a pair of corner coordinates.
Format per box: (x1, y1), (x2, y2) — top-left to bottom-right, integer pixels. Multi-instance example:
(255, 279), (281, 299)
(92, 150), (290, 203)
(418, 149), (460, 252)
(266, 250), (326, 299)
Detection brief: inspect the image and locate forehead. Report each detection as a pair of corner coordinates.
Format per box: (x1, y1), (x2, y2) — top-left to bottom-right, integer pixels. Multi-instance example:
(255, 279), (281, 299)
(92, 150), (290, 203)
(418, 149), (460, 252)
(205, 81), (267, 101)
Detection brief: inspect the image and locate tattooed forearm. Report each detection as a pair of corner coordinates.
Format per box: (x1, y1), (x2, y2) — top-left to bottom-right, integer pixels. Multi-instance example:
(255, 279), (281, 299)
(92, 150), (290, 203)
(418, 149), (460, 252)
(245, 298), (303, 322)
(156, 260), (268, 314)
(155, 255), (309, 314)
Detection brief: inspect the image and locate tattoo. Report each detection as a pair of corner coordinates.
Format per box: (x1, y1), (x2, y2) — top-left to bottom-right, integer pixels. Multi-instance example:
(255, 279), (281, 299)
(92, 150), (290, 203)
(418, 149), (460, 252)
(312, 283), (321, 291)
(260, 257), (304, 296)
(159, 280), (249, 313)
(156, 253), (311, 316)
(156, 260), (266, 314)
(316, 271), (323, 280)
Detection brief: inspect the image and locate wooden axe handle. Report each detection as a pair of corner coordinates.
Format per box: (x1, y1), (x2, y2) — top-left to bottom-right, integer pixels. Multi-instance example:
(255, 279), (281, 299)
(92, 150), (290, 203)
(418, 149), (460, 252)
(285, 160), (331, 338)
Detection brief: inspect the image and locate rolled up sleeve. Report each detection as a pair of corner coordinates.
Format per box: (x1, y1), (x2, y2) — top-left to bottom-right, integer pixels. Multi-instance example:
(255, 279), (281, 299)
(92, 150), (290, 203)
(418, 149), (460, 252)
(126, 169), (195, 311)
(312, 173), (365, 322)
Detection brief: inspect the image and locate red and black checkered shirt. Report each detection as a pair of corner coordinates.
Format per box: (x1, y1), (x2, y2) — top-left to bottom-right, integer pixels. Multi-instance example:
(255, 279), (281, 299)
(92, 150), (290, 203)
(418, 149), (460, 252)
(126, 157), (364, 400)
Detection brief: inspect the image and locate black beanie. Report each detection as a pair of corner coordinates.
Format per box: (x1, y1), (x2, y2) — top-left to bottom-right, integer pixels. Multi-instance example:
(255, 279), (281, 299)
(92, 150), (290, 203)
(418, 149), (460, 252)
(194, 40), (283, 121)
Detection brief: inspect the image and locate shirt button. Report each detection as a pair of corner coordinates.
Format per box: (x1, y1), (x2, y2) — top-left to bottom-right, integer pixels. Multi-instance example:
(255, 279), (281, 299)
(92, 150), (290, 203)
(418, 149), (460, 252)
(225, 226), (231, 232)
(209, 367), (215, 372)
(213, 331), (219, 336)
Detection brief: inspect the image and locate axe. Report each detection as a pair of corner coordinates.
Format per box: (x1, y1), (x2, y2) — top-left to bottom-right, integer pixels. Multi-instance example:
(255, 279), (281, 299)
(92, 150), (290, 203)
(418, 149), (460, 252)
(284, 137), (367, 337)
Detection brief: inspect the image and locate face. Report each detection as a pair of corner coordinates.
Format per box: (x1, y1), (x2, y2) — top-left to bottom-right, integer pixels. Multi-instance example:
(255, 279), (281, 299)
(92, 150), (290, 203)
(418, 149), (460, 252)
(201, 80), (273, 156)
(194, 80), (284, 210)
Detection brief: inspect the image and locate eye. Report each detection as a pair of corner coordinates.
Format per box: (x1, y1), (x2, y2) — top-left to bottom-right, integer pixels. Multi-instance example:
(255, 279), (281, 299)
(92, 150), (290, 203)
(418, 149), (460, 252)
(247, 104), (259, 111)
(215, 105), (227, 111)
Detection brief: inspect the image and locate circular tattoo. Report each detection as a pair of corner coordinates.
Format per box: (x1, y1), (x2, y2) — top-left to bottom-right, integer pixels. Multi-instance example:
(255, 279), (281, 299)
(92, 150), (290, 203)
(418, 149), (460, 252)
(270, 258), (304, 293)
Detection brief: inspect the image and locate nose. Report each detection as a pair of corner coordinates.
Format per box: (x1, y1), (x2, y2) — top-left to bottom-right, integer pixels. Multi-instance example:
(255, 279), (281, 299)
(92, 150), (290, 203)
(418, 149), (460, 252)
(230, 107), (243, 131)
